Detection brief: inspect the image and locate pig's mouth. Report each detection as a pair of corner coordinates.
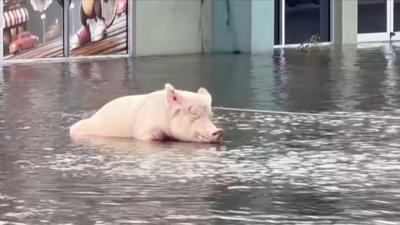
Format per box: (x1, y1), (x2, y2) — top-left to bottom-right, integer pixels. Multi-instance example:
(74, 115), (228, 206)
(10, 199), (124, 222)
(197, 134), (210, 142)
(195, 131), (210, 142)
(195, 131), (223, 143)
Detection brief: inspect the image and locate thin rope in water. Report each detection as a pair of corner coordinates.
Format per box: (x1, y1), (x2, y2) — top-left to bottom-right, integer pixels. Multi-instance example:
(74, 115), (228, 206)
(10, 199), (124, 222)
(214, 106), (400, 121)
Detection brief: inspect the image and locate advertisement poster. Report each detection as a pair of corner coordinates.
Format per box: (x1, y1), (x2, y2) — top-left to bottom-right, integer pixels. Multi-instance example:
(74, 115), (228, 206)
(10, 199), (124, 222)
(68, 0), (127, 56)
(3, 0), (64, 59)
(3, 0), (128, 60)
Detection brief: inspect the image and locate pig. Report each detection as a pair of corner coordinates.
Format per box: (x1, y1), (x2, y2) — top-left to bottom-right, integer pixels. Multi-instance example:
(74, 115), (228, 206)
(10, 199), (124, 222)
(69, 83), (224, 143)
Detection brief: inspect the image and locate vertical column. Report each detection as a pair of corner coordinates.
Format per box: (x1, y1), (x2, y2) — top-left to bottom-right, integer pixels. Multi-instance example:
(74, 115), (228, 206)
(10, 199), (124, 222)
(212, 0), (251, 53)
(128, 0), (135, 57)
(136, 0), (212, 56)
(334, 0), (358, 44)
(251, 0), (274, 53)
(63, 0), (69, 57)
(319, 0), (330, 41)
(0, 0), (3, 61)
(201, 0), (213, 53)
(212, 0), (275, 53)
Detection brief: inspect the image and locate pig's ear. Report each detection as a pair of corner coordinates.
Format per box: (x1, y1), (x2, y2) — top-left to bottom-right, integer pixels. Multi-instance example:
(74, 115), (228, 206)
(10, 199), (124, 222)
(165, 83), (182, 107)
(197, 87), (212, 105)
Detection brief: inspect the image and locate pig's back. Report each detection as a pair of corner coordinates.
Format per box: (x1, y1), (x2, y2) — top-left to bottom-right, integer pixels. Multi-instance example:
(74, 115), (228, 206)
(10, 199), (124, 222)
(87, 95), (147, 137)
(96, 95), (146, 116)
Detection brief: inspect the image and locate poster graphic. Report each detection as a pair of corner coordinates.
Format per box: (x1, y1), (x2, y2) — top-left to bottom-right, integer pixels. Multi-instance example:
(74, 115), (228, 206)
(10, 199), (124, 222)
(3, 0), (128, 60)
(3, 0), (64, 59)
(68, 0), (127, 56)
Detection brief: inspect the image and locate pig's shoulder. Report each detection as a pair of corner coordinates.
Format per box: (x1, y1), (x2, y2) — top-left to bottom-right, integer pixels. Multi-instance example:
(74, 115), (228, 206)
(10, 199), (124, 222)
(99, 95), (146, 112)
(109, 94), (147, 103)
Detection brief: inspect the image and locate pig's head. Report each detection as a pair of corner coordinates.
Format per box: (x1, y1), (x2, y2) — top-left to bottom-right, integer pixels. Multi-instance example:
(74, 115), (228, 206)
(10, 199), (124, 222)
(164, 83), (223, 143)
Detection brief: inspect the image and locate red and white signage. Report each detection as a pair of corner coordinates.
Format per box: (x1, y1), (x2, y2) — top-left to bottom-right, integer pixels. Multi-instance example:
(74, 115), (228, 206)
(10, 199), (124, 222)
(3, 8), (29, 29)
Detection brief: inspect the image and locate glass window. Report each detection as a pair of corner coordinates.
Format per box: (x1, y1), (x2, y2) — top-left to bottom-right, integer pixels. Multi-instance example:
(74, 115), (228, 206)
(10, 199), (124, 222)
(68, 0), (128, 57)
(394, 0), (400, 31)
(358, 0), (387, 33)
(274, 0), (281, 45)
(284, 0), (330, 44)
(3, 0), (64, 59)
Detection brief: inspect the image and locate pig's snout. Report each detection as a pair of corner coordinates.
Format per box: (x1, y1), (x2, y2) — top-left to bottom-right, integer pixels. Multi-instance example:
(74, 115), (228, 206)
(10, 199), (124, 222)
(209, 129), (224, 143)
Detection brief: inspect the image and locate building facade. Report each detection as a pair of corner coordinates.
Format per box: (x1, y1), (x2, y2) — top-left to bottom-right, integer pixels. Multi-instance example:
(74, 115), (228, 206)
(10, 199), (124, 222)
(0, 0), (397, 62)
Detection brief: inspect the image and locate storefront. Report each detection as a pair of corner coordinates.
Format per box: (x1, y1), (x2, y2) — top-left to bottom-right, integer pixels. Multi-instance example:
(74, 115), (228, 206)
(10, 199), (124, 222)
(358, 0), (400, 42)
(3, 0), (30, 56)
(1, 0), (130, 61)
(6, 0), (397, 59)
(274, 0), (332, 46)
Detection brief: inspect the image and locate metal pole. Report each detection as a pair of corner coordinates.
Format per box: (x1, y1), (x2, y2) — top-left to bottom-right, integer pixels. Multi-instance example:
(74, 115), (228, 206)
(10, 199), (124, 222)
(0, 0), (3, 61)
(64, 0), (70, 57)
(128, 0), (135, 57)
(41, 13), (46, 43)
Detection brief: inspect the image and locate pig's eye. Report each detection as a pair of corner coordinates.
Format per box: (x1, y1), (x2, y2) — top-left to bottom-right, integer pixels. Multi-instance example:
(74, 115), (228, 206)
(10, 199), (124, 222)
(193, 111), (200, 117)
(190, 110), (201, 121)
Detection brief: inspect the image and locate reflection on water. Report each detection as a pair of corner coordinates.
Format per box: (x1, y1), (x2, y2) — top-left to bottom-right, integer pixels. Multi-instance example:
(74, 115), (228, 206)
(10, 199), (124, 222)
(1, 43), (400, 224)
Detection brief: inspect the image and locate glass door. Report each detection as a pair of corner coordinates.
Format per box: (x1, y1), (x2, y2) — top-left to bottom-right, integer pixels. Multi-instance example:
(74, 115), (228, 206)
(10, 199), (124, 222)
(391, 0), (400, 40)
(274, 0), (332, 46)
(358, 0), (400, 42)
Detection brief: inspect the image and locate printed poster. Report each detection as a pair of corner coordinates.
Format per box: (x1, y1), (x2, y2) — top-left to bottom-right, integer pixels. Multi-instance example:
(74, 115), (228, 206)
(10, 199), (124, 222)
(68, 0), (127, 56)
(3, 0), (128, 59)
(3, 0), (64, 59)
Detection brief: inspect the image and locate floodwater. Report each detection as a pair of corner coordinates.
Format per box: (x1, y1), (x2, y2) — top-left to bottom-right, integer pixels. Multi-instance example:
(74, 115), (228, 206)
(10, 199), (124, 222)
(1, 43), (400, 224)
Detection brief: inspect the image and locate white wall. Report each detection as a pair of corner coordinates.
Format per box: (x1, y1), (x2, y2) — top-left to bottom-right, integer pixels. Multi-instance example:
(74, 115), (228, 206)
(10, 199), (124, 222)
(212, 0), (274, 54)
(251, 0), (274, 53)
(135, 0), (212, 56)
(212, 0), (251, 53)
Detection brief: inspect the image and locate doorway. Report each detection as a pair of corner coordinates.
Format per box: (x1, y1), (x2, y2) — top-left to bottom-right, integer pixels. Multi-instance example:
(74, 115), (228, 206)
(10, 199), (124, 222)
(274, 0), (332, 46)
(358, 0), (400, 42)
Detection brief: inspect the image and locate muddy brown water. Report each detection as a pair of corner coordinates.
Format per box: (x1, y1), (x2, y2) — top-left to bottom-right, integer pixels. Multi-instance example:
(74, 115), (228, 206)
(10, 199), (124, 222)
(1, 43), (400, 224)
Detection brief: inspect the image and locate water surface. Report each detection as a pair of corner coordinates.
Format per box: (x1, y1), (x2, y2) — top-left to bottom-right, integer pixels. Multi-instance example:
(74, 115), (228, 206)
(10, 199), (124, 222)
(1, 43), (400, 224)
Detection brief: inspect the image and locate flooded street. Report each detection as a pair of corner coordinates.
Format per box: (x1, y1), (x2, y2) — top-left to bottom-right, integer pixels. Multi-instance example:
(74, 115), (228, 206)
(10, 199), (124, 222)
(1, 43), (400, 224)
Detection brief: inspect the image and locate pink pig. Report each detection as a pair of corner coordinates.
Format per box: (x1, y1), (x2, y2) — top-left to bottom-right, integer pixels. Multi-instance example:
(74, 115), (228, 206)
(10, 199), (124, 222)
(69, 83), (224, 143)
